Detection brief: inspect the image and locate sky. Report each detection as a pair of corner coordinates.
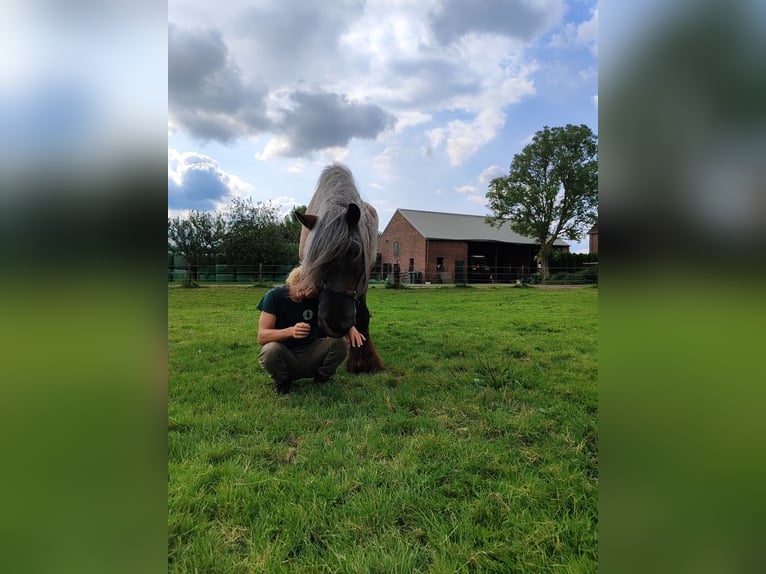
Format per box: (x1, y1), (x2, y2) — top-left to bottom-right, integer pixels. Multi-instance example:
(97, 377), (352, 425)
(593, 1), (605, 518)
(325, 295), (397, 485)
(168, 0), (598, 252)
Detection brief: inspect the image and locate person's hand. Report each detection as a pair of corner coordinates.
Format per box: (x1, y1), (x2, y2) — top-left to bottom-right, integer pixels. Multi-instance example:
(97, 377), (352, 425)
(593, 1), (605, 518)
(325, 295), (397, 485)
(296, 286), (317, 301)
(293, 322), (311, 339)
(346, 326), (366, 348)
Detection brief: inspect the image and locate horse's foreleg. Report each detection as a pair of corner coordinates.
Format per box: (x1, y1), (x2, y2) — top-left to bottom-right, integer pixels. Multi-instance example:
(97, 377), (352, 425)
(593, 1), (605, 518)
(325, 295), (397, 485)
(347, 295), (384, 373)
(347, 334), (384, 373)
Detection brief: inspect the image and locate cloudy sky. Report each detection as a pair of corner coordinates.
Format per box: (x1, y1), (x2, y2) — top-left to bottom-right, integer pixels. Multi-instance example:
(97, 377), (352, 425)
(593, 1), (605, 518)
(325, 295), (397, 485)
(168, 0), (598, 252)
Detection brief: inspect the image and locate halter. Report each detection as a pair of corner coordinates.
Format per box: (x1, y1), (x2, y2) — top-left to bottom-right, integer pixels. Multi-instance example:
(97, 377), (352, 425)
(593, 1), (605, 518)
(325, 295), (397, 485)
(316, 270), (365, 302)
(316, 271), (366, 325)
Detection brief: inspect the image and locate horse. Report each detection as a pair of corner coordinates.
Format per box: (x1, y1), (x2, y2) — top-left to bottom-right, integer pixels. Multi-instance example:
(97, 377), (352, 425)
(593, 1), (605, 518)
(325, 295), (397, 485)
(295, 163), (384, 373)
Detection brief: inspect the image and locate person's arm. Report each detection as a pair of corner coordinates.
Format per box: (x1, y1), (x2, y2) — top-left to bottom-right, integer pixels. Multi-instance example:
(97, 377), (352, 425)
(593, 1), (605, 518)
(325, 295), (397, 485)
(257, 311), (311, 345)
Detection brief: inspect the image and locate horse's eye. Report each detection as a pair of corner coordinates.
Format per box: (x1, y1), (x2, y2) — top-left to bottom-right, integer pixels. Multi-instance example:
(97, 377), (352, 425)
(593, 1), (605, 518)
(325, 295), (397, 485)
(346, 243), (361, 260)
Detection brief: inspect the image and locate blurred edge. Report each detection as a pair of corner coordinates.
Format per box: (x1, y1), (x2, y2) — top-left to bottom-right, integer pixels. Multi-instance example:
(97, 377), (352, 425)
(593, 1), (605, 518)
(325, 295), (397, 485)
(601, 0), (766, 573)
(0, 1), (167, 573)
(2, 0), (766, 572)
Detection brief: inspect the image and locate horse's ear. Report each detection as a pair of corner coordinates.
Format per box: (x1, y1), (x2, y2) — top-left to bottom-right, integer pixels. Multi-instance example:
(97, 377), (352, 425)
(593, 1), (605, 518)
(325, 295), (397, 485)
(346, 203), (361, 228)
(295, 211), (318, 230)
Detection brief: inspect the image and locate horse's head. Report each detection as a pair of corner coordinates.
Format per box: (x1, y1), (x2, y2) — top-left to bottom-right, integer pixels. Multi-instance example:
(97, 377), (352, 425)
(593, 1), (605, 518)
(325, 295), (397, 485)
(296, 203), (366, 337)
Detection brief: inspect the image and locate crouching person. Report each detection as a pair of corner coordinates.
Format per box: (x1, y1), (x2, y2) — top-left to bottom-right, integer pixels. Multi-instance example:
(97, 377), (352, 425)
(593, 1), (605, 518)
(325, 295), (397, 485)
(256, 266), (359, 394)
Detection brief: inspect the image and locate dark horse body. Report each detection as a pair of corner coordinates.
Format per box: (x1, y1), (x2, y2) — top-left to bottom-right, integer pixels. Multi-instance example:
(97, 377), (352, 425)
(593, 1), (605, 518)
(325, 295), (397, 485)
(295, 164), (384, 373)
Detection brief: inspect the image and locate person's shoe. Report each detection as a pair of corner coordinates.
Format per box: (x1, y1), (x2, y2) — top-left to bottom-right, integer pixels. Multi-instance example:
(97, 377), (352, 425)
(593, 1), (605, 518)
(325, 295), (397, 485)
(313, 374), (332, 384)
(272, 380), (292, 394)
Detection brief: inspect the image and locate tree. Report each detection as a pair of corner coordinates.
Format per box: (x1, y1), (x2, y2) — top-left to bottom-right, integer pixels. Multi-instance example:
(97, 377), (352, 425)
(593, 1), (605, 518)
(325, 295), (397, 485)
(221, 198), (298, 268)
(282, 205), (307, 257)
(486, 124), (597, 281)
(168, 210), (225, 281)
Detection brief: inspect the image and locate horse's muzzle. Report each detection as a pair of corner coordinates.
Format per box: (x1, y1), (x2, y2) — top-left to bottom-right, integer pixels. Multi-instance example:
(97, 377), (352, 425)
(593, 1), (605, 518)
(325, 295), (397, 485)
(317, 285), (357, 338)
(319, 315), (351, 338)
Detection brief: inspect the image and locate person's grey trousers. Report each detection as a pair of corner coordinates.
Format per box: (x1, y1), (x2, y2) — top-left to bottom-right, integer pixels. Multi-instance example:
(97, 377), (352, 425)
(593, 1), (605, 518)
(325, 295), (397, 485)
(259, 338), (347, 385)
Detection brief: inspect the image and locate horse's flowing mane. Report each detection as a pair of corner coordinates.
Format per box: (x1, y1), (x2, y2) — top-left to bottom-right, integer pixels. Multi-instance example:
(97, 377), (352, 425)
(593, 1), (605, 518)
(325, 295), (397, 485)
(299, 163), (379, 292)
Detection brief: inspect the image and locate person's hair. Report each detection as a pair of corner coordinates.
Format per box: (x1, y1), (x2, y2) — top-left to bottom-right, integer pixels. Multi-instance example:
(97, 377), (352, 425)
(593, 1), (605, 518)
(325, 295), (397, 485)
(285, 266), (303, 286)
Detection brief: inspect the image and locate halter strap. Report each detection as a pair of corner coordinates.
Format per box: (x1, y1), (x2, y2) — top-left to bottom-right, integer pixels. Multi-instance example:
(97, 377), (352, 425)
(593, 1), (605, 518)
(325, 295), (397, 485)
(316, 271), (365, 304)
(317, 280), (359, 300)
(316, 270), (365, 301)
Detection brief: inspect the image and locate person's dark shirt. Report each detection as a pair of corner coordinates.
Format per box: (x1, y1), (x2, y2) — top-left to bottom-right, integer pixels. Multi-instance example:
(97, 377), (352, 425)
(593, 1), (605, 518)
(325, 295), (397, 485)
(257, 286), (319, 349)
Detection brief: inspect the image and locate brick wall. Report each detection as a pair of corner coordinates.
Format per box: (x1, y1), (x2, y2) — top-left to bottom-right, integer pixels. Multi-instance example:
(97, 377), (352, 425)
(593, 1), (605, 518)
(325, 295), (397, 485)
(425, 240), (468, 282)
(379, 211), (426, 278)
(379, 211), (474, 282)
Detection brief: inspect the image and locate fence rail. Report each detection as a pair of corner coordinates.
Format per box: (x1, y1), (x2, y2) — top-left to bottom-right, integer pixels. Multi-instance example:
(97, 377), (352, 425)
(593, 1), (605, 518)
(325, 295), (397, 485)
(167, 263), (296, 283)
(168, 261), (597, 285)
(386, 265), (597, 285)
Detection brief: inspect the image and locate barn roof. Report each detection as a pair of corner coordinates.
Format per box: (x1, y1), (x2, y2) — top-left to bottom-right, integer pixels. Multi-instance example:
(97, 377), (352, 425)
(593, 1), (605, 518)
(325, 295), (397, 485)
(396, 209), (569, 247)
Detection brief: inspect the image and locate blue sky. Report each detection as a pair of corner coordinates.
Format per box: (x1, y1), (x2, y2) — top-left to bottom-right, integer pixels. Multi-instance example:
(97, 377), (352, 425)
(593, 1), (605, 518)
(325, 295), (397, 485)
(168, 0), (598, 252)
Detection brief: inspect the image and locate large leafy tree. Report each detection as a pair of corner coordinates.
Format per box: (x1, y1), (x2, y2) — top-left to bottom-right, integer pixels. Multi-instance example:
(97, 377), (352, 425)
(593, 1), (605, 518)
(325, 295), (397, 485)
(168, 210), (225, 280)
(282, 205), (307, 257)
(221, 198), (298, 267)
(486, 124), (598, 280)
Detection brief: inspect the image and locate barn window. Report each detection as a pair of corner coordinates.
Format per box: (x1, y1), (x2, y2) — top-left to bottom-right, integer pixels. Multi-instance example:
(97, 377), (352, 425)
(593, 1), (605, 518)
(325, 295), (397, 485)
(393, 241), (399, 256)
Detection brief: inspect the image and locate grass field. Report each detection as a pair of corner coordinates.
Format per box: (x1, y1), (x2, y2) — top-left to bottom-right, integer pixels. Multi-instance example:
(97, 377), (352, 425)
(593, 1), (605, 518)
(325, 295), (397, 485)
(168, 284), (598, 573)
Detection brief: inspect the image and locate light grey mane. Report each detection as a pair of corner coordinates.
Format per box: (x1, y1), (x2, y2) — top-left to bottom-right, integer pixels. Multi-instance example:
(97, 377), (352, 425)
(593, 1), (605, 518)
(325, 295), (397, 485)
(299, 163), (379, 292)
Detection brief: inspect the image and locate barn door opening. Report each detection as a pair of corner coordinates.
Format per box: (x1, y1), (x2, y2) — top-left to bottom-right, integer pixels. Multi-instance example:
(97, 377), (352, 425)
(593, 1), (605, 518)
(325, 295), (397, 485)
(455, 260), (465, 284)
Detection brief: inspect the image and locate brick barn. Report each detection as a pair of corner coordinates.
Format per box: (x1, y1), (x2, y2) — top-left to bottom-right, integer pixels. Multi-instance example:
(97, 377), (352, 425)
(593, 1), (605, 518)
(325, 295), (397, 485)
(378, 209), (569, 283)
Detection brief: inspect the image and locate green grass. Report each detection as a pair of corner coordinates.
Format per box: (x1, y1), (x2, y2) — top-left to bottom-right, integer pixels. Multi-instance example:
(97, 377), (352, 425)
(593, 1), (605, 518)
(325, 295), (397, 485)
(168, 284), (598, 573)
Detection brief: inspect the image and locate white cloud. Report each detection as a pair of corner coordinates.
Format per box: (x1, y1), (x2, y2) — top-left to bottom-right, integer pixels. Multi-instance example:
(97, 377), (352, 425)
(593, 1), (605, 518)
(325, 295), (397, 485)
(577, 9), (598, 56)
(547, 26), (571, 50)
(268, 195), (303, 218)
(168, 147), (255, 212)
(419, 50), (536, 164)
(478, 165), (506, 184)
(430, 0), (565, 45)
(443, 108), (506, 165)
(337, 2), (540, 164)
(319, 146), (350, 163)
(549, 8), (598, 56)
(499, 72), (537, 103)
(339, 2), (435, 67)
(255, 137), (292, 160)
(428, 128), (444, 146)
(170, 0), (543, 166)
(168, 0), (597, 221)
(373, 145), (400, 181)
(394, 110), (432, 132)
(455, 180), (487, 206)
(287, 160), (306, 174)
